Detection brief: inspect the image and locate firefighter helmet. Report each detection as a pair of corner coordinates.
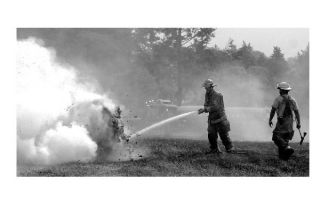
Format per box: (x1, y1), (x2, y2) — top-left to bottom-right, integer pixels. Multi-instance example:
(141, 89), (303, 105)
(202, 79), (216, 88)
(276, 82), (292, 90)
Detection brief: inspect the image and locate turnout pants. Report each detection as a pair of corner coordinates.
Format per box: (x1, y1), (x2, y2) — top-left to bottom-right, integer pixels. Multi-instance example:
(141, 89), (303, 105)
(272, 116), (294, 157)
(272, 132), (294, 152)
(208, 119), (233, 150)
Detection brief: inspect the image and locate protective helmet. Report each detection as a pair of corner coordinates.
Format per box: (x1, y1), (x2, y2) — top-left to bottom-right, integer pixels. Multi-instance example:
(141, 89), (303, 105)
(202, 79), (216, 88)
(276, 82), (292, 90)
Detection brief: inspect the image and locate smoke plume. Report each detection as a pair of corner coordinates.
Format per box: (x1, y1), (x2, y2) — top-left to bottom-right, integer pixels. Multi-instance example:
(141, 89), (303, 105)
(16, 29), (308, 145)
(17, 38), (120, 165)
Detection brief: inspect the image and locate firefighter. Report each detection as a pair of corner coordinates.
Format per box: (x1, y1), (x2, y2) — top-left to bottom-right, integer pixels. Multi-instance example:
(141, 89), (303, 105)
(111, 106), (130, 142)
(269, 82), (301, 160)
(198, 79), (234, 153)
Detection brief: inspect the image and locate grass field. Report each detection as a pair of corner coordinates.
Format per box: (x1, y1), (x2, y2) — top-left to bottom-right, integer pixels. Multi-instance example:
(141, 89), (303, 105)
(17, 137), (309, 177)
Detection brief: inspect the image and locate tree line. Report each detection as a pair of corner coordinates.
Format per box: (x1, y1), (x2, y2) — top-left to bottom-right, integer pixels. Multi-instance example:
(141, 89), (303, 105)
(17, 28), (309, 117)
(131, 28), (309, 111)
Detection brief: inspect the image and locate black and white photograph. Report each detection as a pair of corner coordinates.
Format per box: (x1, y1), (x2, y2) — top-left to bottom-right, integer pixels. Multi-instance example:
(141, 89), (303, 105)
(2, 0), (320, 204)
(16, 28), (309, 177)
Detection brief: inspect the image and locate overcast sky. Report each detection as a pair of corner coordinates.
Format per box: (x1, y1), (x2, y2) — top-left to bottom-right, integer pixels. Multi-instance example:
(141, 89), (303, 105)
(212, 28), (309, 58)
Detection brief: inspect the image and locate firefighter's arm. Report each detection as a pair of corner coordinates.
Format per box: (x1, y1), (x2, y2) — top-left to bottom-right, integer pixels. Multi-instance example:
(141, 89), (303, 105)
(294, 109), (301, 129)
(203, 105), (214, 113)
(199, 105), (213, 114)
(269, 107), (276, 127)
(290, 98), (301, 129)
(204, 105), (217, 112)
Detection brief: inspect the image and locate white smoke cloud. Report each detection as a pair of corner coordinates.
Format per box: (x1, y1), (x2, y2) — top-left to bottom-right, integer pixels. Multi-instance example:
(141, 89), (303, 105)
(17, 123), (97, 165)
(17, 38), (118, 165)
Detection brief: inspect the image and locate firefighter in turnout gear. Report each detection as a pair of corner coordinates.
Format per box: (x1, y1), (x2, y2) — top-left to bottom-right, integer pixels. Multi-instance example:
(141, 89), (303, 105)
(269, 82), (301, 160)
(198, 79), (234, 153)
(111, 106), (130, 142)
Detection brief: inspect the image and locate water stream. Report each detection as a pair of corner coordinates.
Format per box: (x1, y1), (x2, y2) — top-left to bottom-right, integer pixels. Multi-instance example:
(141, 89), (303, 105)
(129, 111), (197, 139)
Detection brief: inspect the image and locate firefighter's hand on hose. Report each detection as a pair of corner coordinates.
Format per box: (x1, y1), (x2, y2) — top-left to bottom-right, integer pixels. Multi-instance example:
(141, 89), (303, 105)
(198, 108), (205, 114)
(269, 120), (273, 127)
(297, 123), (301, 129)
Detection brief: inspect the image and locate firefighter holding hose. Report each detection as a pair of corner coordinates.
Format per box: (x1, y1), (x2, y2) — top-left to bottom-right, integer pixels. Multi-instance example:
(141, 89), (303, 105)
(198, 79), (234, 154)
(269, 82), (301, 160)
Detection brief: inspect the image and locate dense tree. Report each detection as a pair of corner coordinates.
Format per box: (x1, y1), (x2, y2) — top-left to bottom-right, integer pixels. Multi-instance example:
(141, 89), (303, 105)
(266, 46), (289, 82)
(133, 28), (216, 105)
(225, 39), (237, 60)
(287, 44), (309, 116)
(18, 28), (309, 119)
(234, 41), (256, 68)
(133, 29), (308, 110)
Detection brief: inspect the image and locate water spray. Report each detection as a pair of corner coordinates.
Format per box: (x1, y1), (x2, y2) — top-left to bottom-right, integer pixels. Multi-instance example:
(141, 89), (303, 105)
(129, 111), (197, 139)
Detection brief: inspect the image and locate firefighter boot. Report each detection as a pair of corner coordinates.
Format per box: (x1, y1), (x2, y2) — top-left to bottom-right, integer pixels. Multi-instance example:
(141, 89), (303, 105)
(282, 146), (294, 160)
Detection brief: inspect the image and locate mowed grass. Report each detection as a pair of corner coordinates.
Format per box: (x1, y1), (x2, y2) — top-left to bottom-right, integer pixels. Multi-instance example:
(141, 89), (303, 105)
(18, 137), (309, 177)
